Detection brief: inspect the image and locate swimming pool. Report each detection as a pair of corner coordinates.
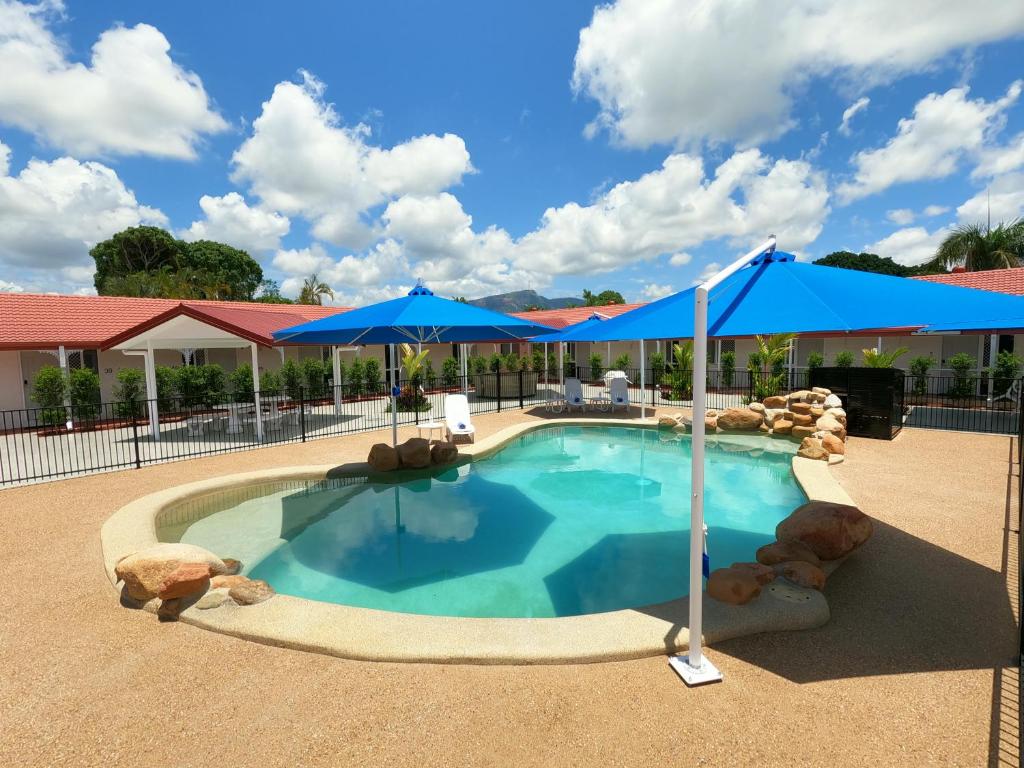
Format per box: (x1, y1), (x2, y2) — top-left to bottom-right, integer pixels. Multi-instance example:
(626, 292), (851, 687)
(160, 426), (804, 618)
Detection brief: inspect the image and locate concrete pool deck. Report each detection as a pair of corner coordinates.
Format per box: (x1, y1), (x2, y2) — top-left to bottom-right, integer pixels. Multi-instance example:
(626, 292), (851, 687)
(100, 418), (843, 664)
(0, 407), (1019, 766)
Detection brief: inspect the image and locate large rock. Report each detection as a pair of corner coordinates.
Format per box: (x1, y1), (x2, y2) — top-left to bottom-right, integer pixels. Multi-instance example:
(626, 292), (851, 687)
(430, 441), (458, 465)
(748, 402), (766, 414)
(658, 415), (679, 429)
(789, 401), (812, 416)
(367, 443), (399, 472)
(776, 501), (873, 560)
(772, 419), (793, 435)
(809, 406), (824, 418)
(707, 567), (762, 605)
(787, 390), (810, 403)
(396, 438), (431, 469)
(228, 579), (275, 605)
(816, 415), (846, 440)
(797, 439), (828, 461)
(157, 563), (211, 600)
(762, 395), (787, 409)
(823, 394), (843, 409)
(115, 544), (227, 602)
(717, 408), (764, 431)
(822, 433), (845, 455)
(756, 539), (821, 567)
(806, 392), (826, 404)
(196, 588), (235, 610)
(791, 425), (817, 439)
(790, 412), (813, 426)
(705, 416), (718, 431)
(221, 558), (242, 575)
(780, 561), (826, 590)
(729, 561), (776, 585)
(210, 574), (251, 590)
(811, 387), (831, 396)
(763, 408), (785, 425)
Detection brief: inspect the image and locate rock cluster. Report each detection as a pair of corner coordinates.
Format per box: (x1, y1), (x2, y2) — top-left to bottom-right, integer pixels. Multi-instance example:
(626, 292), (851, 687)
(114, 543), (274, 620)
(367, 438), (459, 472)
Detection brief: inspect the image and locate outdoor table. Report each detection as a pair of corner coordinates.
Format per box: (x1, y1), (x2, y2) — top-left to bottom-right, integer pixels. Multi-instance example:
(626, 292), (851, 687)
(416, 422), (445, 441)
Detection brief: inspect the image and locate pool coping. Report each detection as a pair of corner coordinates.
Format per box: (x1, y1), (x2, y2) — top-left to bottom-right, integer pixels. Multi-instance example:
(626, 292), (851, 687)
(100, 418), (850, 664)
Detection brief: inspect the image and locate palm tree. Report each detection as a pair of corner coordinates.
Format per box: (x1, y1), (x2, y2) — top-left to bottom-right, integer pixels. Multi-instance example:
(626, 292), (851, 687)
(926, 219), (1024, 272)
(862, 346), (909, 368)
(298, 273), (334, 305)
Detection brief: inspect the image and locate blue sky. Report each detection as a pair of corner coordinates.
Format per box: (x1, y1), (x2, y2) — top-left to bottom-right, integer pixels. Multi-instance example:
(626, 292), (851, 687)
(0, 0), (1022, 304)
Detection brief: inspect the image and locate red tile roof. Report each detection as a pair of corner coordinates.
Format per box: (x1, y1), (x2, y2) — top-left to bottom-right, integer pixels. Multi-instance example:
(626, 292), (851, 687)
(0, 293), (350, 350)
(510, 303), (645, 329)
(911, 268), (1024, 295)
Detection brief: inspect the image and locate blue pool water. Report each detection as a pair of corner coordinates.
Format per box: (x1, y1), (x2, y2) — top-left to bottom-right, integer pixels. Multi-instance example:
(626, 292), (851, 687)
(169, 426), (804, 618)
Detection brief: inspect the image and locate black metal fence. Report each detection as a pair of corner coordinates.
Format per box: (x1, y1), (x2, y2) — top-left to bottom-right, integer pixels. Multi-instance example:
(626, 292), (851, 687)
(902, 374), (1023, 435)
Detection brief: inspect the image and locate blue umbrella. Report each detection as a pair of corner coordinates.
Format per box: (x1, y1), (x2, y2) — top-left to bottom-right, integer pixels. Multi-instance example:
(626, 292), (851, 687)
(273, 282), (554, 345)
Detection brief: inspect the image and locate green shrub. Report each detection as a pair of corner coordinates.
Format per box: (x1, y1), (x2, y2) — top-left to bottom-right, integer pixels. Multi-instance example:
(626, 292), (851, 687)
(174, 365), (206, 407)
(503, 352), (526, 372)
(613, 353), (632, 371)
(547, 352), (556, 373)
(589, 353), (603, 380)
(200, 364), (226, 406)
(947, 352), (976, 398)
(154, 365), (177, 411)
(68, 367), (101, 421)
(113, 368), (145, 418)
(442, 356), (459, 387)
(423, 358), (437, 389)
(348, 358), (365, 396)
(531, 346), (545, 372)
(229, 364), (255, 402)
(470, 355), (488, 375)
(908, 355), (934, 396)
(806, 351), (824, 373)
(668, 342), (694, 399)
(650, 351), (666, 385)
(302, 358), (326, 398)
(834, 350), (854, 368)
(563, 356), (576, 378)
(31, 365), (67, 426)
(720, 350), (736, 387)
(363, 358), (381, 394)
(488, 353), (502, 373)
(260, 369), (282, 393)
(280, 359), (303, 400)
(993, 350), (1023, 396)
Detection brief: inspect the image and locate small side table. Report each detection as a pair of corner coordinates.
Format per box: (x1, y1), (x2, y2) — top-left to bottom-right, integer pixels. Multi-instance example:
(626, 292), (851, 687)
(417, 422), (445, 441)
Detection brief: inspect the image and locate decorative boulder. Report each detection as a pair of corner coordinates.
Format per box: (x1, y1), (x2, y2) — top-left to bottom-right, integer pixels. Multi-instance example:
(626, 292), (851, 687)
(763, 408), (785, 425)
(811, 387), (831, 396)
(717, 408), (764, 431)
(791, 425), (817, 439)
(823, 394), (843, 409)
(706, 409), (718, 417)
(705, 416), (718, 431)
(748, 402), (766, 414)
(228, 579), (276, 605)
(707, 567), (762, 605)
(780, 561), (826, 590)
(221, 558), (243, 575)
(809, 406), (824, 418)
(806, 392), (826, 404)
(787, 390), (810, 403)
(196, 588), (234, 610)
(776, 501), (873, 560)
(115, 544), (228, 602)
(762, 395), (787, 409)
(396, 438), (431, 469)
(210, 574), (251, 590)
(658, 415), (679, 429)
(797, 438), (828, 461)
(816, 415), (846, 440)
(790, 412), (813, 426)
(729, 561), (776, 585)
(157, 562), (212, 600)
(821, 433), (845, 455)
(368, 443), (399, 472)
(789, 401), (812, 416)
(773, 419), (793, 435)
(756, 539), (821, 567)
(430, 441), (458, 465)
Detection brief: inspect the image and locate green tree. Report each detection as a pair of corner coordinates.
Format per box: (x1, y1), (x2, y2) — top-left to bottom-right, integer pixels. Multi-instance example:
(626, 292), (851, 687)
(229, 364), (255, 402)
(363, 358), (382, 393)
(720, 350), (736, 387)
(442, 356), (459, 388)
(183, 240), (263, 299)
(613, 352), (632, 370)
(113, 368), (146, 418)
(650, 351), (666, 385)
(67, 368), (101, 421)
(31, 366), (67, 426)
(348, 358), (365, 396)
(992, 350), (1023, 396)
(668, 342), (694, 399)
(947, 353), (977, 397)
(154, 365), (177, 410)
(925, 220), (1024, 272)
(583, 289), (625, 306)
(254, 279), (294, 304)
(90, 226), (183, 292)
(301, 358), (326, 398)
(589, 353), (603, 380)
(299, 273), (334, 305)
(813, 251), (913, 276)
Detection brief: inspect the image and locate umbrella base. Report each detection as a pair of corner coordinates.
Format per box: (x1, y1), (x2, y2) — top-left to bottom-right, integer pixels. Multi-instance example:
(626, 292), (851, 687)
(668, 654), (723, 686)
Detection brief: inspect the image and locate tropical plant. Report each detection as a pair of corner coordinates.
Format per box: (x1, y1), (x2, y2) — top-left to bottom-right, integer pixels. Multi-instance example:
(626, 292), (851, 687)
(834, 350), (854, 368)
(400, 343), (429, 385)
(650, 351), (666, 385)
(720, 350), (736, 387)
(992, 350), (1023, 397)
(909, 355), (934, 396)
(297, 273), (334, 305)
(348, 358), (365, 396)
(748, 333), (795, 400)
(280, 359), (303, 400)
(613, 353), (632, 371)
(113, 367), (146, 418)
(422, 358), (437, 389)
(31, 366), (67, 426)
(442, 356), (459, 388)
(259, 369), (282, 393)
(68, 367), (101, 421)
(947, 352), (976, 398)
(363, 357), (381, 393)
(667, 341), (694, 399)
(589, 353), (603, 381)
(862, 346), (909, 368)
(925, 219), (1024, 272)
(229, 364), (255, 403)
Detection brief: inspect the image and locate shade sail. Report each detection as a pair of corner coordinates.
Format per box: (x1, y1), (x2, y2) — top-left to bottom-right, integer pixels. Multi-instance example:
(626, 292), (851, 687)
(273, 283), (555, 344)
(554, 251), (1024, 342)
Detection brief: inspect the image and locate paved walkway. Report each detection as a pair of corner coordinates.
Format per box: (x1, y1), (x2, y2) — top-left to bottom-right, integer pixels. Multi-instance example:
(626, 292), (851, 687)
(0, 412), (1018, 767)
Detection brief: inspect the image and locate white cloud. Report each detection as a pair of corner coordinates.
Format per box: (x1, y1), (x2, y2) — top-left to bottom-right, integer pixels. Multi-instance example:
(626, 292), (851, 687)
(886, 208), (916, 225)
(231, 73), (473, 250)
(668, 251), (692, 267)
(0, 144), (166, 270)
(957, 173), (1024, 223)
(641, 282), (674, 300)
(0, 278), (24, 292)
(572, 0), (1024, 148)
(0, 1), (227, 159)
(694, 262), (723, 285)
(973, 132), (1024, 178)
(837, 81), (1022, 203)
(839, 97), (870, 136)
(179, 192), (289, 253)
(923, 205), (951, 217)
(865, 226), (949, 266)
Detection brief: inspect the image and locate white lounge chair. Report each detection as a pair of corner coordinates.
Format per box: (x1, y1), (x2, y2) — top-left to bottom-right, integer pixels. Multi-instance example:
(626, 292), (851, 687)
(546, 377), (589, 413)
(444, 394), (476, 443)
(606, 377), (630, 411)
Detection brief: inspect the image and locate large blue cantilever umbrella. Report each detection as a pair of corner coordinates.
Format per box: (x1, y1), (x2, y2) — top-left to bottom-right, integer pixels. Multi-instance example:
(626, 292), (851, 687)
(551, 237), (1024, 687)
(273, 281), (554, 445)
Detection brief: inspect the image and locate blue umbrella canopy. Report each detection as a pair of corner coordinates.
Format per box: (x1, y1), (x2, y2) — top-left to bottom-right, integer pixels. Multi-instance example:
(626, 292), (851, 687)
(530, 313), (608, 343)
(554, 250), (1024, 341)
(273, 282), (555, 344)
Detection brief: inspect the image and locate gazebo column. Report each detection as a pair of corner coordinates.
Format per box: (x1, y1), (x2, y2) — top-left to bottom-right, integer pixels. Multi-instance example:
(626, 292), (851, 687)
(460, 344), (469, 396)
(558, 342), (564, 397)
(143, 340), (160, 442)
(57, 345), (72, 430)
(250, 343), (264, 441)
(988, 333), (998, 404)
(640, 338), (646, 420)
(332, 346), (342, 415)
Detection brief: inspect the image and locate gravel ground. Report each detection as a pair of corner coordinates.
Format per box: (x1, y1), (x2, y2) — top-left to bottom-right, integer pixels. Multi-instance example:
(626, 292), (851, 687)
(0, 410), (1019, 767)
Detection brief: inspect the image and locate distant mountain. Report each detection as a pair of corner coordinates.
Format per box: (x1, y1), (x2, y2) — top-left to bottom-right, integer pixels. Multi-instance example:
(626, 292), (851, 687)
(468, 289), (581, 313)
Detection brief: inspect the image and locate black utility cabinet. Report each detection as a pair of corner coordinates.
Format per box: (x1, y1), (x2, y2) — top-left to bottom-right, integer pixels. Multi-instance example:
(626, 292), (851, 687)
(808, 367), (905, 440)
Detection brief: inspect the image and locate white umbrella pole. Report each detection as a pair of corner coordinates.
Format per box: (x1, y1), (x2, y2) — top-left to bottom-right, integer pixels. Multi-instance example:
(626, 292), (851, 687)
(559, 342), (564, 396)
(390, 343), (398, 447)
(640, 338), (646, 420)
(670, 235), (776, 687)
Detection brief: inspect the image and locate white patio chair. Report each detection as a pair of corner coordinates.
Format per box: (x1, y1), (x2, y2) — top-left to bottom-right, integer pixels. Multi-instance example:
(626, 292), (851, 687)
(444, 394), (476, 443)
(994, 378), (1020, 405)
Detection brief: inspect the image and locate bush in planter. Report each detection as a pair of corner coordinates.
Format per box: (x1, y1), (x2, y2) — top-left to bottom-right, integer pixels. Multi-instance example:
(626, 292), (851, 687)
(992, 350), (1023, 397)
(833, 350), (854, 368)
(68, 367), (101, 421)
(154, 366), (177, 411)
(442, 356), (459, 388)
(229, 364), (255, 403)
(720, 350), (736, 387)
(31, 365), (67, 426)
(260, 369), (282, 394)
(503, 352), (526, 372)
(470, 355), (488, 376)
(908, 355), (934, 396)
(113, 368), (145, 419)
(488, 353), (502, 373)
(589, 353), (603, 381)
(347, 358), (365, 396)
(806, 351), (824, 375)
(302, 358), (326, 398)
(613, 353), (631, 371)
(531, 346), (545, 372)
(389, 386), (431, 412)
(947, 352), (976, 398)
(281, 359), (303, 400)
(650, 351), (666, 385)
(363, 358), (382, 394)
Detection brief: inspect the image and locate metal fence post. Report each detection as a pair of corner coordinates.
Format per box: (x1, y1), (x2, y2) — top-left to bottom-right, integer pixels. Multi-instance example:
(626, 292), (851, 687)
(518, 369), (525, 410)
(496, 371), (502, 413)
(131, 403), (141, 470)
(299, 385), (307, 442)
